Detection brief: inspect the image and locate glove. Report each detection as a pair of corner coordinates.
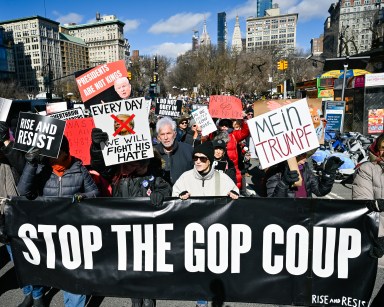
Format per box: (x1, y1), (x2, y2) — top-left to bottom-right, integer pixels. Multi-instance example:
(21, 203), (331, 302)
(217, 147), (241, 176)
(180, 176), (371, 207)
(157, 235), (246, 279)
(366, 199), (384, 212)
(0, 121), (10, 143)
(91, 128), (108, 145)
(324, 156), (344, 175)
(150, 192), (164, 207)
(25, 147), (41, 166)
(281, 167), (299, 186)
(72, 193), (86, 203)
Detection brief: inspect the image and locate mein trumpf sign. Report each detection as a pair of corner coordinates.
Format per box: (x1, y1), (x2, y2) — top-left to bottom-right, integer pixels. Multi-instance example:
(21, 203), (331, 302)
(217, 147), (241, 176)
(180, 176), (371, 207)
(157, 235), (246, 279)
(247, 98), (319, 169)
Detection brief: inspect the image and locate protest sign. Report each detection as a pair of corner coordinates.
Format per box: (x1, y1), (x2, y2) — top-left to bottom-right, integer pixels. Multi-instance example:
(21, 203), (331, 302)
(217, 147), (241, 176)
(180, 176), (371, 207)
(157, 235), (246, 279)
(208, 95), (243, 119)
(0, 97), (12, 121)
(46, 101), (67, 115)
(49, 108), (85, 120)
(191, 107), (217, 136)
(90, 97), (153, 166)
(6, 196), (377, 305)
(248, 98), (319, 169)
(154, 99), (182, 117)
(14, 112), (66, 158)
(64, 117), (95, 165)
(325, 101), (346, 135)
(75, 60), (129, 108)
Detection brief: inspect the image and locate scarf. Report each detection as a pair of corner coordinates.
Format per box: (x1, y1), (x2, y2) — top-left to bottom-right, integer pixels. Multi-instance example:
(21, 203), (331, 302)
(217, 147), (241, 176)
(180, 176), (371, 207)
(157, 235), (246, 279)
(51, 155), (72, 177)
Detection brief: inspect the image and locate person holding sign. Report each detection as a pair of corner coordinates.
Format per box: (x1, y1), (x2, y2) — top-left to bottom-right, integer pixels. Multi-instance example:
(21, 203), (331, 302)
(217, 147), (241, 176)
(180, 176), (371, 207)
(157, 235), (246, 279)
(184, 118), (204, 147)
(17, 136), (99, 307)
(212, 135), (236, 184)
(265, 152), (343, 198)
(172, 141), (239, 200)
(90, 128), (171, 307)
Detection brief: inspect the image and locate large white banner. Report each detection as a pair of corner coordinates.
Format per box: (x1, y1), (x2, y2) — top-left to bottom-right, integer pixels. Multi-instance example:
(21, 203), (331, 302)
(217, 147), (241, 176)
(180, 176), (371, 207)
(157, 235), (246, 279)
(90, 97), (154, 166)
(247, 98), (319, 169)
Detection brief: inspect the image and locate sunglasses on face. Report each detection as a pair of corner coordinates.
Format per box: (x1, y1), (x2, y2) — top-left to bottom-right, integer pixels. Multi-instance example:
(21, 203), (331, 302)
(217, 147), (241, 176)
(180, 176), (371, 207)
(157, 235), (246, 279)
(180, 122), (188, 125)
(193, 155), (208, 163)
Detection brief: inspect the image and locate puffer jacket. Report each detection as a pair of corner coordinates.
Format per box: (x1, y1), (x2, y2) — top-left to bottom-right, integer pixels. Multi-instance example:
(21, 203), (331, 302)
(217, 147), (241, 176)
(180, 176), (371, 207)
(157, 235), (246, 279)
(172, 166), (239, 197)
(17, 157), (99, 198)
(113, 175), (171, 198)
(266, 161), (334, 198)
(225, 122), (250, 189)
(352, 135), (384, 267)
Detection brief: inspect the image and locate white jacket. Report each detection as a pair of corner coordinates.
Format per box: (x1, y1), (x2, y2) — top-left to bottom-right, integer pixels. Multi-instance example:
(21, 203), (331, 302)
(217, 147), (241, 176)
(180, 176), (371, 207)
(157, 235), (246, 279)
(172, 166), (239, 197)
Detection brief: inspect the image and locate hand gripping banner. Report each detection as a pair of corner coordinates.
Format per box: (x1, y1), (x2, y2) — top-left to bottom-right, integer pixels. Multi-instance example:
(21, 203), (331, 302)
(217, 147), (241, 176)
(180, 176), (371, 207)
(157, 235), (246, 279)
(5, 197), (379, 306)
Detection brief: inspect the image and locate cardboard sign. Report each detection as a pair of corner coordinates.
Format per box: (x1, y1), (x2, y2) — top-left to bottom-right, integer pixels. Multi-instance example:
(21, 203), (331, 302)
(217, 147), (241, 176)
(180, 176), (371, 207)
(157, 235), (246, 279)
(46, 101), (67, 115)
(248, 98), (319, 169)
(49, 108), (85, 120)
(14, 112), (66, 158)
(154, 99), (182, 117)
(208, 95), (243, 119)
(75, 60), (129, 108)
(253, 98), (323, 117)
(191, 107), (217, 137)
(90, 97), (154, 166)
(64, 118), (95, 165)
(0, 97), (12, 121)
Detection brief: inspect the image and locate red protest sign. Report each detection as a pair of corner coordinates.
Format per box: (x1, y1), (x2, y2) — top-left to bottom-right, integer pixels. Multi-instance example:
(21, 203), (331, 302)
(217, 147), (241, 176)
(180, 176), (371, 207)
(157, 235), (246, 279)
(76, 60), (128, 102)
(64, 118), (95, 165)
(208, 95), (243, 119)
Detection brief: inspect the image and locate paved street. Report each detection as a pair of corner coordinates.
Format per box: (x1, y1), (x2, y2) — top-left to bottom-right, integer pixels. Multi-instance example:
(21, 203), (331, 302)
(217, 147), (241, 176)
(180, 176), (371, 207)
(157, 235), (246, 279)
(1, 164), (383, 306)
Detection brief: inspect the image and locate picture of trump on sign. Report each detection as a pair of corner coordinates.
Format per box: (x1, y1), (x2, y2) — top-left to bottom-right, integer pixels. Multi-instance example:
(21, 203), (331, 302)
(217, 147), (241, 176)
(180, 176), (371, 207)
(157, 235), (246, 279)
(114, 114), (135, 136)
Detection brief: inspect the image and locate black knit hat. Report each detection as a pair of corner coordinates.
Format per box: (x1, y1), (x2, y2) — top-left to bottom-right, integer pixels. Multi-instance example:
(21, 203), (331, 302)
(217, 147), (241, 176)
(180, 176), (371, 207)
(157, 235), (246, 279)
(193, 141), (214, 165)
(60, 135), (70, 154)
(218, 118), (233, 128)
(212, 139), (226, 150)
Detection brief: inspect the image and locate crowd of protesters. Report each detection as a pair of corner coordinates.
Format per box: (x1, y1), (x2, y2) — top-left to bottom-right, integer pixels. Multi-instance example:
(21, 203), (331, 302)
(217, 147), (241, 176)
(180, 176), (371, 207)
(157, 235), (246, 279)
(1, 94), (384, 307)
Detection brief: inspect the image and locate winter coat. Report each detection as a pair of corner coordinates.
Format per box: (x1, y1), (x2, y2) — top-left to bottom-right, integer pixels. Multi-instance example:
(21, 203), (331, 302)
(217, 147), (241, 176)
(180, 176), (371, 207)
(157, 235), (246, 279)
(184, 129), (203, 147)
(154, 140), (194, 185)
(17, 158), (99, 198)
(172, 166), (239, 197)
(352, 136), (384, 267)
(213, 155), (237, 184)
(266, 161), (334, 198)
(225, 123), (250, 189)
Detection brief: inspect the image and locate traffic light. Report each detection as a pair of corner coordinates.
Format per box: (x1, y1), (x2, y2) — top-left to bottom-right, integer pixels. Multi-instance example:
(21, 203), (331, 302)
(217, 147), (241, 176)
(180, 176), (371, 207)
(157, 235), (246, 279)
(153, 73), (158, 83)
(283, 60), (288, 70)
(277, 61), (283, 70)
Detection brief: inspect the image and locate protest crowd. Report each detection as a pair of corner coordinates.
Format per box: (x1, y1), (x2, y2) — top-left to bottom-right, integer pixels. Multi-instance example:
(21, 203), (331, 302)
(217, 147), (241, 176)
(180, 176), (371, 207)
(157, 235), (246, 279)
(1, 64), (384, 307)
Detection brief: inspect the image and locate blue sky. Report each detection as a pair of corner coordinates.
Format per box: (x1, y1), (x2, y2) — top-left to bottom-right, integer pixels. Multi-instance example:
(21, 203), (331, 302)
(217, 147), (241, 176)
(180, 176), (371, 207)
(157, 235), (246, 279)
(0, 0), (335, 59)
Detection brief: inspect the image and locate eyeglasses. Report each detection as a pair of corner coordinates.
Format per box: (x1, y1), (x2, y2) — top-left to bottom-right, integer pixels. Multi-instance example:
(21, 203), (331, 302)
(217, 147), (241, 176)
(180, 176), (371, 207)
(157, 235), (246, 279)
(193, 155), (209, 163)
(247, 113), (254, 116)
(180, 122), (188, 125)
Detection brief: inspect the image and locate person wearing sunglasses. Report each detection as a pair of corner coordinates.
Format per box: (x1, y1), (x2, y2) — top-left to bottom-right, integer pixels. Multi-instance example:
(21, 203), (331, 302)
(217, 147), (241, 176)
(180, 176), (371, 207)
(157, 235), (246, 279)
(176, 117), (189, 142)
(172, 141), (239, 200)
(185, 118), (203, 147)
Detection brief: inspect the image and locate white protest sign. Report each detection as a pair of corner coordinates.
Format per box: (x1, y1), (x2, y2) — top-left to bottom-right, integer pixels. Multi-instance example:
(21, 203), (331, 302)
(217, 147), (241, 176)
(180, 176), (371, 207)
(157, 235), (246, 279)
(0, 97), (12, 121)
(49, 108), (85, 120)
(46, 101), (67, 115)
(90, 97), (154, 166)
(247, 98), (319, 169)
(191, 107), (217, 136)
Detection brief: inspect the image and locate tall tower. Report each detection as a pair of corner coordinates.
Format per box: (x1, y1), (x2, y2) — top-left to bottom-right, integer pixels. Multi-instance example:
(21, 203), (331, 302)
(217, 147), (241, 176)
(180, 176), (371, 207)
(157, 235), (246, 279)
(257, 0), (273, 17)
(217, 12), (227, 51)
(231, 15), (243, 53)
(200, 19), (211, 46)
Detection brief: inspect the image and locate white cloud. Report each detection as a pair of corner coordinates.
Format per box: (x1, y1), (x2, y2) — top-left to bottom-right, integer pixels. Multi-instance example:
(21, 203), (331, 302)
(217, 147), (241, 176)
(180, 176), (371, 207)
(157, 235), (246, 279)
(275, 0), (335, 22)
(145, 42), (191, 59)
(227, 0), (334, 22)
(55, 13), (83, 25)
(149, 12), (210, 34)
(122, 19), (140, 32)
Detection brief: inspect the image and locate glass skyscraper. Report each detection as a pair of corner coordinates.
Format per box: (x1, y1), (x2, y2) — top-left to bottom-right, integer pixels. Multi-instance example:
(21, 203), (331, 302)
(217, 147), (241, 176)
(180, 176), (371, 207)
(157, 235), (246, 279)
(217, 12), (227, 50)
(257, 0), (273, 17)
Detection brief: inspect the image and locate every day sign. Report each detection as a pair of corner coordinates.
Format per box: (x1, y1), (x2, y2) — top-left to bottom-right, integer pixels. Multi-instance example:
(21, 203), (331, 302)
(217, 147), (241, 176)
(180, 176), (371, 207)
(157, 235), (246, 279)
(90, 97), (154, 166)
(248, 98), (319, 169)
(14, 112), (66, 158)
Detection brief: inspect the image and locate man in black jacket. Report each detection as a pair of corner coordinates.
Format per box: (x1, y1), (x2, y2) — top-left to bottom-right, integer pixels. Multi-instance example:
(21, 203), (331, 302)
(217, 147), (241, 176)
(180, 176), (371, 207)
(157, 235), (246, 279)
(154, 116), (194, 185)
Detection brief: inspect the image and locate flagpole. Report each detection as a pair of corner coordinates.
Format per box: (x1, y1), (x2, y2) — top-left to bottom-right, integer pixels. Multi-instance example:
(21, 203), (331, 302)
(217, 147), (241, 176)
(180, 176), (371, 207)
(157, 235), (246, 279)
(341, 63), (348, 101)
